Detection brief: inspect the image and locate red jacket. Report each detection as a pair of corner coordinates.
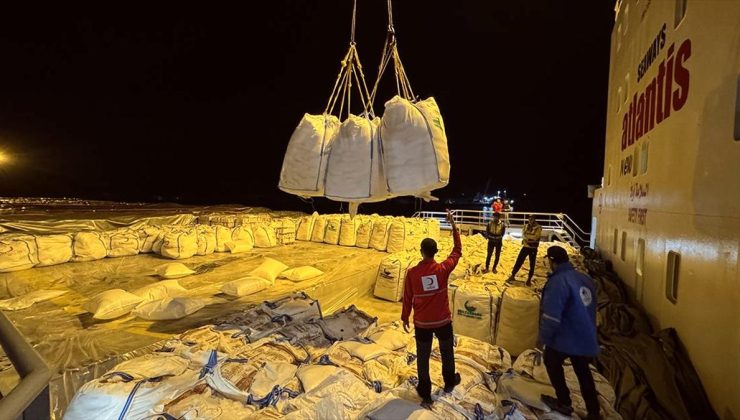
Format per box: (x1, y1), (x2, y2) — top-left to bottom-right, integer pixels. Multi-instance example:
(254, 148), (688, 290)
(401, 227), (462, 329)
(493, 201), (503, 213)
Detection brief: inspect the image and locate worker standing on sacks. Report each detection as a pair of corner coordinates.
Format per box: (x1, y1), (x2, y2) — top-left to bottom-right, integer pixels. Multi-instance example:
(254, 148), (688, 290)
(539, 245), (601, 420)
(401, 210), (462, 408)
(507, 214), (542, 286)
(483, 212), (506, 274)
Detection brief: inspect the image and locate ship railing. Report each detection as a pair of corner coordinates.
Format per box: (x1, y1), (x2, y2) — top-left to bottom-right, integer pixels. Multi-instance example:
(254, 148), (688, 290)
(412, 209), (590, 249)
(0, 312), (50, 420)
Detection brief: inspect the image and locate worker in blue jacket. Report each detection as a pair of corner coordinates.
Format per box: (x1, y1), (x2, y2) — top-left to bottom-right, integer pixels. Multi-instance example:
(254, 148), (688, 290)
(539, 246), (601, 420)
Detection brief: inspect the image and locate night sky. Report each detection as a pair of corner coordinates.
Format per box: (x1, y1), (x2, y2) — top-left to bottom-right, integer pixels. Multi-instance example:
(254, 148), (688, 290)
(0, 1), (614, 226)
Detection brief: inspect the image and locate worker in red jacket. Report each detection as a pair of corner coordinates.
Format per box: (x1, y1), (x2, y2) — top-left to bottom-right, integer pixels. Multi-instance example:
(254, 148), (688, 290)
(492, 198), (504, 214)
(402, 210), (462, 408)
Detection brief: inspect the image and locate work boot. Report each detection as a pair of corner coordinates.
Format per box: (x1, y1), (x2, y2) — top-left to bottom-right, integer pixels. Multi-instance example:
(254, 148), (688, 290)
(492, 268), (498, 274)
(416, 386), (433, 409)
(482, 268), (489, 274)
(443, 373), (461, 393)
(541, 395), (574, 416)
(505, 275), (517, 285)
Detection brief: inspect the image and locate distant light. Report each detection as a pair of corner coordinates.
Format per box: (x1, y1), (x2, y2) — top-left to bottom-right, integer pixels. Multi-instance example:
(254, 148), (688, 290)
(0, 150), (8, 164)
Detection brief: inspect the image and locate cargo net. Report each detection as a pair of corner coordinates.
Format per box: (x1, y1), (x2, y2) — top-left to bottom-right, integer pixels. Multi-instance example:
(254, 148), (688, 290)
(64, 291), (621, 420)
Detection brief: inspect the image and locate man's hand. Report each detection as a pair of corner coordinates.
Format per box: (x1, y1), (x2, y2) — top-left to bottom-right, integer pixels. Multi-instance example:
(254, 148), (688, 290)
(446, 209), (455, 227)
(403, 320), (410, 333)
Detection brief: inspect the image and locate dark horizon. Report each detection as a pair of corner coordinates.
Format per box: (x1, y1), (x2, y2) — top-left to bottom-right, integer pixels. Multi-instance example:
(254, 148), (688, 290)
(0, 1), (614, 227)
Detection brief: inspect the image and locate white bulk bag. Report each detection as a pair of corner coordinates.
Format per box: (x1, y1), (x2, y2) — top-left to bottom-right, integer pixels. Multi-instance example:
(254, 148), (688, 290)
(195, 225), (217, 255)
(323, 215), (342, 245)
(386, 218), (422, 253)
(159, 229), (198, 260)
(253, 224), (278, 248)
(137, 226), (162, 254)
(279, 114), (341, 197)
(214, 226), (234, 252)
(108, 229), (140, 258)
(64, 353), (199, 420)
(495, 287), (540, 357)
(369, 217), (392, 251)
(451, 282), (501, 344)
(355, 216), (374, 248)
(34, 234), (72, 267)
(72, 231), (109, 262)
(273, 218), (296, 245)
(231, 225), (255, 244)
(426, 218), (441, 241)
(373, 252), (416, 302)
(296, 213), (318, 241)
(380, 96), (450, 195)
(339, 216), (360, 247)
(324, 115), (389, 203)
(311, 215), (328, 243)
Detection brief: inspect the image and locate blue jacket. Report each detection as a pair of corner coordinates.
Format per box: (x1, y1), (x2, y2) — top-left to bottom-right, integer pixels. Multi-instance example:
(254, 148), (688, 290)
(539, 262), (599, 356)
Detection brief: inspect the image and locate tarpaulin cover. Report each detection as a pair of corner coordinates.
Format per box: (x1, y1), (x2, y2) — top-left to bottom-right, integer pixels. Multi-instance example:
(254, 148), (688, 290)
(0, 235), (386, 418)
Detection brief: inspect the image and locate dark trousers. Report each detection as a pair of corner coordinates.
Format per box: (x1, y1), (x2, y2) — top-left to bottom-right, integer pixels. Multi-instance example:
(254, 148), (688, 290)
(415, 322), (456, 400)
(512, 246), (537, 281)
(544, 347), (600, 418)
(485, 240), (502, 270)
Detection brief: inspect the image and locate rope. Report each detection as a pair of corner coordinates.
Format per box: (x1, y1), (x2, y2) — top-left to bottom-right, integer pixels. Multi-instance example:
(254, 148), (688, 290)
(351, 0), (357, 43)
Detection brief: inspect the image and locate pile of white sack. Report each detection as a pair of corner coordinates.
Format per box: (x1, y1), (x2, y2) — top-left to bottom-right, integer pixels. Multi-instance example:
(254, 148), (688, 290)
(295, 212), (440, 253)
(278, 95), (450, 212)
(66, 293), (621, 419)
(77, 255), (324, 321)
(0, 215), (299, 272)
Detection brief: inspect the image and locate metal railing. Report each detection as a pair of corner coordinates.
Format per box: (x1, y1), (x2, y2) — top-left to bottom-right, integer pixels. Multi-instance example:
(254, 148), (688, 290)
(0, 312), (50, 420)
(413, 209), (591, 248)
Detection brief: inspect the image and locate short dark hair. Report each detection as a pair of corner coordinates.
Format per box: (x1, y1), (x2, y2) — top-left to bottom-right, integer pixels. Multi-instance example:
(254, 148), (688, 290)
(493, 212), (501, 218)
(420, 238), (438, 257)
(546, 246), (569, 264)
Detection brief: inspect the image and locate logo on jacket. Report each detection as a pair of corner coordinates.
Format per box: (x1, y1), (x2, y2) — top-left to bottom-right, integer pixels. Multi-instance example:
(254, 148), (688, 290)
(579, 287), (593, 306)
(421, 275), (439, 292)
(457, 300), (483, 320)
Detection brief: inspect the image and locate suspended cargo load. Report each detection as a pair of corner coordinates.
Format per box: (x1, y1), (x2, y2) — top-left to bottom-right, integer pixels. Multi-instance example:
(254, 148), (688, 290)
(380, 96), (450, 196)
(279, 114), (341, 197)
(324, 116), (390, 204)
